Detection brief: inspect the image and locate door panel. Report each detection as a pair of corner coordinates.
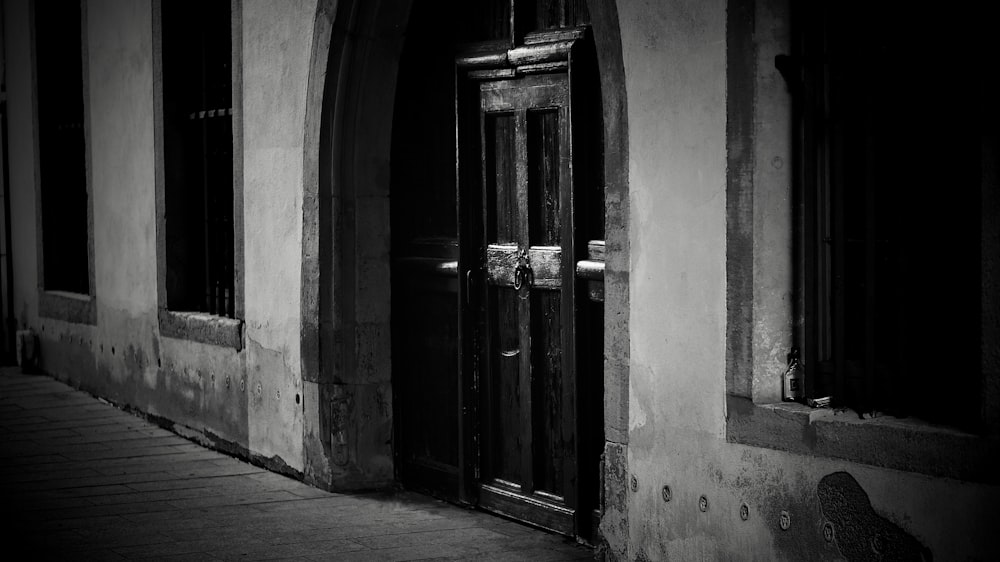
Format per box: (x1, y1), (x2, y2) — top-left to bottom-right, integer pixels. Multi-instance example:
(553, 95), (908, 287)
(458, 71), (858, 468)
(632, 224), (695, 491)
(388, 1), (463, 497)
(474, 73), (578, 534)
(392, 1), (603, 540)
(489, 284), (524, 485)
(531, 288), (564, 496)
(485, 112), (519, 244)
(393, 240), (461, 496)
(527, 109), (561, 246)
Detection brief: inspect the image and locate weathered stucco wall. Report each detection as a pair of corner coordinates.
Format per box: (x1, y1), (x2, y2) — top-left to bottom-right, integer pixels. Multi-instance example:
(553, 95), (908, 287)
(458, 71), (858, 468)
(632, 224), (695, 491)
(619, 0), (1000, 560)
(88, 0), (159, 397)
(3, 0), (319, 475)
(241, 0), (318, 474)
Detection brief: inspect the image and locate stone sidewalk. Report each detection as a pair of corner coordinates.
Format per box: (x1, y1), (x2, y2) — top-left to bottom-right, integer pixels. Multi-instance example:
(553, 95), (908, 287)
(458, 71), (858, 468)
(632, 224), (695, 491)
(0, 368), (593, 561)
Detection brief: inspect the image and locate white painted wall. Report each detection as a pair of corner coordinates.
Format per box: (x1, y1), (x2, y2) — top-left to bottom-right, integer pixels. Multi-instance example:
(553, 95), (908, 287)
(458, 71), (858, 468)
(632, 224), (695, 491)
(241, 0), (319, 470)
(88, 0), (158, 390)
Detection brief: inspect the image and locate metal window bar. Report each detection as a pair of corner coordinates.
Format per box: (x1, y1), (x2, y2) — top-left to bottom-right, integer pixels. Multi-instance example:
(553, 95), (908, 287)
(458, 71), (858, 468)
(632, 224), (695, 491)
(799, 2), (885, 417)
(193, 3), (234, 318)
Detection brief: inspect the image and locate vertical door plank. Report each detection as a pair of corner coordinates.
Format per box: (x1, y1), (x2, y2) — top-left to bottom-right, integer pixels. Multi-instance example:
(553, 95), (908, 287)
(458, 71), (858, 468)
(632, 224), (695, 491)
(514, 109), (534, 494)
(526, 108), (565, 497)
(483, 111), (524, 485)
(556, 102), (577, 506)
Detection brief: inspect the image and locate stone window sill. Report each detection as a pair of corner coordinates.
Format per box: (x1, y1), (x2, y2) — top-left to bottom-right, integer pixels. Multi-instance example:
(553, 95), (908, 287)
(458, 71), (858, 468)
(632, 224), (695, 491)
(726, 394), (999, 484)
(39, 290), (96, 325)
(158, 309), (243, 350)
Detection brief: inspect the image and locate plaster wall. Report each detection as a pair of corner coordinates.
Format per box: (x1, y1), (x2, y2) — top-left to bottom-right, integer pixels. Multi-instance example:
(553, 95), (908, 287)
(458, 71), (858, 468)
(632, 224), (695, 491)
(748, 0), (792, 404)
(240, 0), (318, 473)
(2, 0), (319, 474)
(618, 0), (1000, 560)
(88, 0), (157, 393)
(4, 0), (37, 328)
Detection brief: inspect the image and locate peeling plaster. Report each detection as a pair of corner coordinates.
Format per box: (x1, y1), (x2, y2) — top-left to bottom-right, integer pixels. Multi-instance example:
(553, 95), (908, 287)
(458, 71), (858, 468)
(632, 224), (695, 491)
(246, 336), (304, 472)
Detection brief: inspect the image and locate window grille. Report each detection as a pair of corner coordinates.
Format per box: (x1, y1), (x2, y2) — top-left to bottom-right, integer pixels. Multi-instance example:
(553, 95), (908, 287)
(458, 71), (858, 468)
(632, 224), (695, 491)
(794, 3), (981, 427)
(161, 0), (235, 318)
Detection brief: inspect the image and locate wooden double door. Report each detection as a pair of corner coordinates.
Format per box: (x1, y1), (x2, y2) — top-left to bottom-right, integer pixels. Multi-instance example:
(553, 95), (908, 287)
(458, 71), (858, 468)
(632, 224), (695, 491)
(391, 7), (602, 539)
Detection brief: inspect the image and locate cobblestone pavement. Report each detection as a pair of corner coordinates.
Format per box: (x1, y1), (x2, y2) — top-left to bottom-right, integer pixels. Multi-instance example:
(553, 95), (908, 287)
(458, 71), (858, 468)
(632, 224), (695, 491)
(0, 368), (593, 561)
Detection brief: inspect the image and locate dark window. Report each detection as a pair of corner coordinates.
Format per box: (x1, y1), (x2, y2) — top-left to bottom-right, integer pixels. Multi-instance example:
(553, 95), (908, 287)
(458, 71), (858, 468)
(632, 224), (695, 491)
(35, 2), (89, 294)
(160, 0), (234, 317)
(795, 4), (982, 428)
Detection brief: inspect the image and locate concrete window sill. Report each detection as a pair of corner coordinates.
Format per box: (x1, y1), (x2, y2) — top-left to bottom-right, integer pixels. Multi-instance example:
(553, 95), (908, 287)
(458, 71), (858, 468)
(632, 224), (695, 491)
(158, 309), (243, 351)
(39, 290), (96, 325)
(726, 394), (1000, 484)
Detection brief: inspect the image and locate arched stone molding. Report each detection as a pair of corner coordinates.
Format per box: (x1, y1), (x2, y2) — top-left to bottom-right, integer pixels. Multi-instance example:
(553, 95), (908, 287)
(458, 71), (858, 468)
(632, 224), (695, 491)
(300, 6), (628, 548)
(301, 0), (412, 491)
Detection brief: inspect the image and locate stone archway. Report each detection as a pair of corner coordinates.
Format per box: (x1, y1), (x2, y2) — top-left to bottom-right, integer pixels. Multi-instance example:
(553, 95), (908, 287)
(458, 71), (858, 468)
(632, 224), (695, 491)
(299, 1), (628, 549)
(300, 0), (413, 491)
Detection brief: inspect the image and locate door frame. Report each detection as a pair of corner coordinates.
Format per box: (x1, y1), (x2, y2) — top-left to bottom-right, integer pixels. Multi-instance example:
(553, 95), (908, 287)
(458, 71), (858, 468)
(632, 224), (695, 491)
(300, 0), (631, 546)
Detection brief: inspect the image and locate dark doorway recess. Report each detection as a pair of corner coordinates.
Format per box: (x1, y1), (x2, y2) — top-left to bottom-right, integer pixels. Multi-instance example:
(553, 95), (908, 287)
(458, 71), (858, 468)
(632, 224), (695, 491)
(390, 0), (605, 540)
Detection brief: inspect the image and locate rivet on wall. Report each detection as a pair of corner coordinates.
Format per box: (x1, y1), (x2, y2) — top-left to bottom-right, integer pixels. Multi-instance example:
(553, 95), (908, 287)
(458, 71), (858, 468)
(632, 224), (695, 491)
(661, 485), (671, 502)
(779, 510), (791, 531)
(295, 393), (301, 405)
(225, 375), (231, 389)
(275, 389), (281, 400)
(255, 382), (262, 397)
(740, 503), (749, 521)
(699, 495), (709, 512)
(239, 378), (246, 392)
(823, 521), (835, 543)
(630, 475), (638, 492)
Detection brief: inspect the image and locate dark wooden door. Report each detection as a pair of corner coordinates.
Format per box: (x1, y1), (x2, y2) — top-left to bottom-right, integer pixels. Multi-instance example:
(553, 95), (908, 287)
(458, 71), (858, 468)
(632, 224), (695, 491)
(392, 1), (602, 539)
(389, 1), (466, 501)
(470, 72), (582, 535)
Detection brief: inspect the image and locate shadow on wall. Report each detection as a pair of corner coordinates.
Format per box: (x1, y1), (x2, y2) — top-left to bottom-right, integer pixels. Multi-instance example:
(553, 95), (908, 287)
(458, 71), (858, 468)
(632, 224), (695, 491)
(818, 472), (932, 562)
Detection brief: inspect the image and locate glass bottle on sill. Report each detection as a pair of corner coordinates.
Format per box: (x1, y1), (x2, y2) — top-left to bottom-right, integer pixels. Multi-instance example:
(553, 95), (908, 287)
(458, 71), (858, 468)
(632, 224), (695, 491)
(783, 347), (804, 402)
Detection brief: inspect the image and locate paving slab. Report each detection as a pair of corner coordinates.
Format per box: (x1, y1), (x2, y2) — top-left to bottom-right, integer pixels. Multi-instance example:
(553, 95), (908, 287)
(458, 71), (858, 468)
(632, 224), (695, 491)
(0, 368), (593, 560)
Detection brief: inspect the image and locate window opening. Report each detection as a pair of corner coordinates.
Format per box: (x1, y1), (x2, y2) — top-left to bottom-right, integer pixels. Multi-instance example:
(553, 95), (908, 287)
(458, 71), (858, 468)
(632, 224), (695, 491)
(35, 2), (89, 294)
(160, 0), (235, 317)
(795, 3), (981, 427)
